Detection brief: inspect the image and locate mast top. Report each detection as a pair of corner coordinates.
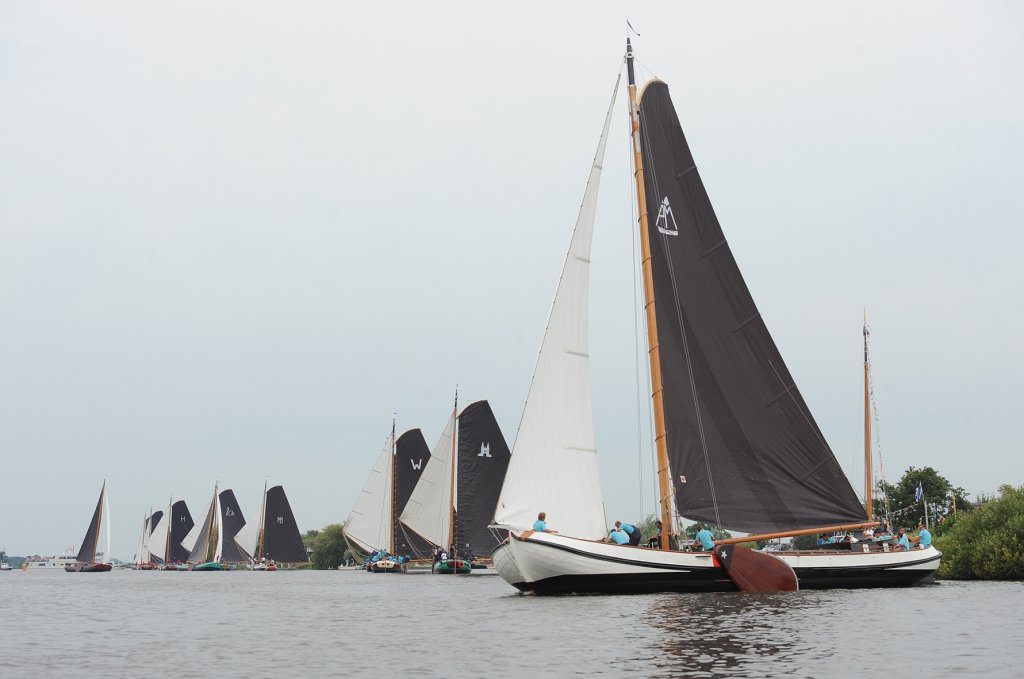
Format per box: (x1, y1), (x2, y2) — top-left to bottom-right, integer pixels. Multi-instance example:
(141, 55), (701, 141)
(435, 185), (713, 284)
(626, 38), (636, 86)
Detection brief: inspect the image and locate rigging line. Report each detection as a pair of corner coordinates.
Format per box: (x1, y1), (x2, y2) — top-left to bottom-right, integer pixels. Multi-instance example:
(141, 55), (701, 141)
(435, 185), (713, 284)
(638, 100), (723, 528)
(628, 110), (645, 519)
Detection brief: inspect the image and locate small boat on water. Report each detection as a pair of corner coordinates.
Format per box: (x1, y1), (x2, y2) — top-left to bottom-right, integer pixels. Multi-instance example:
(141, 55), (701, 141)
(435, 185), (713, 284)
(248, 482), (309, 569)
(65, 481), (112, 573)
(491, 40), (940, 594)
(400, 395), (512, 574)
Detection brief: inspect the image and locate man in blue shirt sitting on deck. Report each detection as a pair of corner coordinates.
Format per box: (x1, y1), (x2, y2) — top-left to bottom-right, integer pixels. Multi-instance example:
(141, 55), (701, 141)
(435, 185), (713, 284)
(895, 528), (911, 551)
(615, 521), (642, 546)
(608, 527), (629, 545)
(533, 512), (556, 533)
(914, 524), (933, 549)
(696, 527), (715, 551)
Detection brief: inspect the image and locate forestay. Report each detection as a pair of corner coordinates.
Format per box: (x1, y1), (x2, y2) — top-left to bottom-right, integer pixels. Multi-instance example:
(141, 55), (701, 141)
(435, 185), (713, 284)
(493, 75), (620, 541)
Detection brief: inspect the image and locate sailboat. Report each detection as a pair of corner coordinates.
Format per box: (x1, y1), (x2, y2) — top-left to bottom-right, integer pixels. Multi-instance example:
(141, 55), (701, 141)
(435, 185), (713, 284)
(134, 510), (163, 569)
(65, 481), (112, 572)
(490, 40), (941, 594)
(145, 499), (195, 570)
(249, 483), (309, 569)
(187, 484), (225, 571)
(343, 420), (429, 573)
(400, 397), (512, 574)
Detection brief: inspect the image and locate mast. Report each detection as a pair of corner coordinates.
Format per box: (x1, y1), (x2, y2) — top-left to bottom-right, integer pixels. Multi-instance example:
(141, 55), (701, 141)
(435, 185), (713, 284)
(863, 310), (873, 519)
(164, 497), (173, 563)
(92, 481), (106, 563)
(104, 484), (111, 564)
(448, 389), (458, 558)
(205, 484), (218, 562)
(626, 39), (674, 550)
(389, 418), (396, 555)
(256, 479), (267, 561)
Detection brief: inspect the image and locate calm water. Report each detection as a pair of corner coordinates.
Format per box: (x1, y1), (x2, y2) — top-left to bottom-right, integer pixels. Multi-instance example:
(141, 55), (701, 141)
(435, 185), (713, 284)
(1, 570), (1021, 677)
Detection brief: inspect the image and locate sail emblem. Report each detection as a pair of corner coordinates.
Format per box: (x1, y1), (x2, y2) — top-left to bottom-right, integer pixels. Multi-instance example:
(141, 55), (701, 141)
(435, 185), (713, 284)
(277, 516), (284, 524)
(225, 507), (235, 516)
(411, 458), (423, 470)
(655, 196), (679, 236)
(479, 443), (491, 457)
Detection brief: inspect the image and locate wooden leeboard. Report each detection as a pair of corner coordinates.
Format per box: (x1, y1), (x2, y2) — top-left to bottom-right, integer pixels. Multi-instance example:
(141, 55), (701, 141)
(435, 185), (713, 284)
(714, 545), (798, 592)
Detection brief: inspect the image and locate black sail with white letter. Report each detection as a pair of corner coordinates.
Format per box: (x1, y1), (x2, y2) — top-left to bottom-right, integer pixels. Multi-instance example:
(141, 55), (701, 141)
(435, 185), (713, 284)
(637, 80), (866, 533)
(169, 500), (194, 562)
(454, 400), (512, 554)
(393, 428), (435, 558)
(218, 489), (251, 563)
(262, 485), (308, 563)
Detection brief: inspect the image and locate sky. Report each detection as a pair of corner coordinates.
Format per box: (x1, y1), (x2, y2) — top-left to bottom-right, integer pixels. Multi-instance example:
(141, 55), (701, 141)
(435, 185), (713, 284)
(1, 2), (1021, 558)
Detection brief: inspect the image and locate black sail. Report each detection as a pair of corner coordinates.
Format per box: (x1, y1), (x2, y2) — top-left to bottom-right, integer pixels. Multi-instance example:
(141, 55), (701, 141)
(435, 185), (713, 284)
(454, 401), (512, 555)
(393, 428), (435, 558)
(218, 489), (250, 563)
(262, 485), (308, 563)
(76, 484), (105, 563)
(148, 510), (164, 537)
(169, 500), (194, 563)
(637, 80), (866, 533)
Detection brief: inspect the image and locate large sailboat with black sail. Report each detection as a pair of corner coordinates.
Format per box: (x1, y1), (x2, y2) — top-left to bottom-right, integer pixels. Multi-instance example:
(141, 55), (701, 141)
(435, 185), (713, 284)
(249, 482), (308, 569)
(490, 40), (941, 594)
(65, 481), (113, 572)
(401, 395), (511, 574)
(343, 420), (431, 573)
(145, 498), (195, 570)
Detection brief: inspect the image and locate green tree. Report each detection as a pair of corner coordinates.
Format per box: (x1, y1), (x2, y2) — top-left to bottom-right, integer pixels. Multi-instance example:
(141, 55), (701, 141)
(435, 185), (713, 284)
(302, 529), (320, 550)
(935, 485), (1024, 580)
(877, 466), (972, 530)
(310, 523), (346, 570)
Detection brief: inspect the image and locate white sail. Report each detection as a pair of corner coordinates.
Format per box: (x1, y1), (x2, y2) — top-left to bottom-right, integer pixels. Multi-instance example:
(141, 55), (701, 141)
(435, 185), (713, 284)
(213, 493), (224, 562)
(136, 515), (148, 565)
(181, 519), (199, 552)
(343, 437), (393, 553)
(145, 513), (169, 559)
(399, 411), (455, 549)
(234, 521), (259, 559)
(493, 76), (619, 540)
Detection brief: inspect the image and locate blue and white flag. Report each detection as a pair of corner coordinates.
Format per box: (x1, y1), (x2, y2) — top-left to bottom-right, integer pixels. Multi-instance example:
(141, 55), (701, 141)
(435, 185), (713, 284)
(915, 482), (924, 502)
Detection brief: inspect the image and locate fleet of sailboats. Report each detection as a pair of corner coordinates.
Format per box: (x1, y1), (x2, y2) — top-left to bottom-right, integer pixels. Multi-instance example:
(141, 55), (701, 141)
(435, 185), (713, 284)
(43, 41), (939, 595)
(490, 40), (941, 594)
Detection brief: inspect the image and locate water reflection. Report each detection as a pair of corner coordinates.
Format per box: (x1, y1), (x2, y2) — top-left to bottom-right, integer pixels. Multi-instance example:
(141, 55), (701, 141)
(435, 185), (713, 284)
(643, 592), (813, 677)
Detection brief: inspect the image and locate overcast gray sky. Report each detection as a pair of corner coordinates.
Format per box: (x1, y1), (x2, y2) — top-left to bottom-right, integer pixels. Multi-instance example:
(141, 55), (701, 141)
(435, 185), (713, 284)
(2, 2), (1021, 558)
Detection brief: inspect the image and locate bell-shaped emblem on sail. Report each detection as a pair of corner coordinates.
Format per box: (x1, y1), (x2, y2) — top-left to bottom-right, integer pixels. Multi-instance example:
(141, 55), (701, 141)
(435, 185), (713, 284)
(655, 196), (679, 236)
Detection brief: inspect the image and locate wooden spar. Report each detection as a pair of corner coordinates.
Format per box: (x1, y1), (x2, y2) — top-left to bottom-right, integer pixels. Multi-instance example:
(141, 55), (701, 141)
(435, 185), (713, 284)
(256, 479), (267, 561)
(864, 309), (873, 519)
(164, 496), (173, 563)
(626, 39), (674, 550)
(92, 481), (105, 563)
(448, 391), (458, 558)
(714, 520), (880, 546)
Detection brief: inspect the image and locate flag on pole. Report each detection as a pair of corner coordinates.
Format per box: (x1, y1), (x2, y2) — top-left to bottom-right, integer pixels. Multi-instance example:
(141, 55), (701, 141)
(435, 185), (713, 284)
(914, 482), (924, 503)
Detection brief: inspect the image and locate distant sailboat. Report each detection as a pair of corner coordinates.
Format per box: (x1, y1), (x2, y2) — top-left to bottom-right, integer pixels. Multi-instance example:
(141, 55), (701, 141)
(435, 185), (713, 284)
(250, 483), (308, 569)
(65, 481), (112, 572)
(491, 41), (941, 594)
(188, 484), (224, 571)
(344, 420), (424, 573)
(134, 510), (163, 569)
(401, 398), (511, 573)
(145, 499), (195, 570)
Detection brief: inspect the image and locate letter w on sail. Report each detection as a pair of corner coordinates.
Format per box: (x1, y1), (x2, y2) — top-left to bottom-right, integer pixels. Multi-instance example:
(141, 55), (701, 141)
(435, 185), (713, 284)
(656, 196), (679, 236)
(411, 458), (423, 470)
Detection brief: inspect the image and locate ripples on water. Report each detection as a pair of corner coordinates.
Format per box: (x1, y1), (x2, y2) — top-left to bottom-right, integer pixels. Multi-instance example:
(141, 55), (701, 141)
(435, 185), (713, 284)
(1, 571), (1021, 677)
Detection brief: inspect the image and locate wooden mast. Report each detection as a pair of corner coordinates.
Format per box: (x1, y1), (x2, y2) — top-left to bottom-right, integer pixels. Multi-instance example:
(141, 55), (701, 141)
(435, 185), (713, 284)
(389, 418), (396, 555)
(448, 390), (458, 559)
(92, 481), (105, 563)
(164, 496), (173, 564)
(626, 39), (674, 550)
(256, 479), (267, 562)
(863, 309), (873, 519)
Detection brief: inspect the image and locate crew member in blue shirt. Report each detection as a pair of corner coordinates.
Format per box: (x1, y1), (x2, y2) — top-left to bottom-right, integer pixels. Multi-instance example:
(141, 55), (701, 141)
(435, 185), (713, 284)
(914, 524), (933, 549)
(533, 512), (557, 533)
(615, 521), (642, 546)
(895, 528), (911, 551)
(696, 527), (715, 551)
(608, 527), (629, 545)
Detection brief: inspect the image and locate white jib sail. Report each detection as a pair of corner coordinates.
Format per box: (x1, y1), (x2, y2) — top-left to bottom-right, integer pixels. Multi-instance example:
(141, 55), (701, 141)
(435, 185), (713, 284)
(137, 514), (151, 564)
(213, 493), (224, 562)
(343, 437), (393, 553)
(399, 411), (455, 549)
(145, 513), (169, 559)
(103, 485), (111, 564)
(493, 74), (620, 541)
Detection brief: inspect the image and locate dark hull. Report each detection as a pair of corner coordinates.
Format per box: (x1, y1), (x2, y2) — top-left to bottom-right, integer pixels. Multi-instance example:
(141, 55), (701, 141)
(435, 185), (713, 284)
(434, 559), (472, 574)
(64, 562), (112, 573)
